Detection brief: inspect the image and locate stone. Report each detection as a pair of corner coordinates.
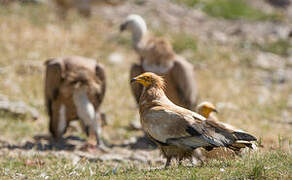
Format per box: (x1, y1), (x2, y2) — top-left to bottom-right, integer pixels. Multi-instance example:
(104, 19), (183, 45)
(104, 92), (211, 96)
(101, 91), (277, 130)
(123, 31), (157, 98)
(255, 52), (285, 70)
(0, 94), (39, 120)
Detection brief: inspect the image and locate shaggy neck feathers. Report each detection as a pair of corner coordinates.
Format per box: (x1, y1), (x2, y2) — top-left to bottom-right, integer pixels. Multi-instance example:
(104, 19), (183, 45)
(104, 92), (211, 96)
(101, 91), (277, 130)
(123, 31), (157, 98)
(125, 15), (148, 49)
(139, 76), (167, 107)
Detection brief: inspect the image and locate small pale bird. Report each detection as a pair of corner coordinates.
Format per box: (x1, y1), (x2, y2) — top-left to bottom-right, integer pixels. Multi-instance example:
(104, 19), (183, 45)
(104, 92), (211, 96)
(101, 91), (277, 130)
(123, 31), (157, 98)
(44, 56), (106, 148)
(131, 72), (257, 168)
(120, 14), (198, 110)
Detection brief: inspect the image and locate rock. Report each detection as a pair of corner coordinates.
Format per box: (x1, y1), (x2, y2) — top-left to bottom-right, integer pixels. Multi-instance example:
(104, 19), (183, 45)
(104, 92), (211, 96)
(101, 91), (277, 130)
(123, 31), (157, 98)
(267, 0), (291, 8)
(255, 52), (285, 70)
(211, 31), (228, 44)
(108, 52), (124, 65)
(0, 94), (39, 120)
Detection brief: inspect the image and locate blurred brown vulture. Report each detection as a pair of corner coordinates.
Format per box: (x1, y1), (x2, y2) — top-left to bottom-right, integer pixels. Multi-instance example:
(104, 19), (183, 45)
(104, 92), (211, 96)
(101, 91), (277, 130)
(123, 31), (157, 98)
(53, 0), (123, 18)
(44, 56), (106, 147)
(131, 72), (257, 168)
(120, 14), (198, 110)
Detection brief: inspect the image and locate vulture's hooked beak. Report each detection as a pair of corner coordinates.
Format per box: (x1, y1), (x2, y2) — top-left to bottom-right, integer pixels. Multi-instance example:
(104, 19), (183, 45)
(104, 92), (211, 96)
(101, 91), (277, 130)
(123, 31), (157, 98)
(120, 23), (127, 32)
(130, 77), (137, 83)
(213, 109), (218, 113)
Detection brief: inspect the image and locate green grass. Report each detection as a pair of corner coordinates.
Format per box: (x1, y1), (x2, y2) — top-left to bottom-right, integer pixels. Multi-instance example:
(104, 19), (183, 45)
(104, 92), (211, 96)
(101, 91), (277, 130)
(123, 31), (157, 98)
(255, 39), (291, 57)
(174, 0), (281, 21)
(173, 0), (199, 7)
(171, 33), (197, 53)
(203, 0), (280, 21)
(0, 151), (291, 179)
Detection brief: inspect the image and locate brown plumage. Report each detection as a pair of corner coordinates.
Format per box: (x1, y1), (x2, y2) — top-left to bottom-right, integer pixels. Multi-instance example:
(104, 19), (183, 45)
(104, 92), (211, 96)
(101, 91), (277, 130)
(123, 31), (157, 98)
(44, 56), (106, 147)
(53, 0), (123, 18)
(121, 14), (198, 110)
(131, 72), (257, 168)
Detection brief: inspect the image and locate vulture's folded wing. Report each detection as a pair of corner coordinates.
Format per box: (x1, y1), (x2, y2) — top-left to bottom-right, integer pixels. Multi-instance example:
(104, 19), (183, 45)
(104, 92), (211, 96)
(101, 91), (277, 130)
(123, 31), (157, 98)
(144, 106), (256, 150)
(143, 107), (210, 149)
(170, 56), (198, 109)
(44, 58), (63, 116)
(169, 117), (257, 151)
(95, 63), (107, 103)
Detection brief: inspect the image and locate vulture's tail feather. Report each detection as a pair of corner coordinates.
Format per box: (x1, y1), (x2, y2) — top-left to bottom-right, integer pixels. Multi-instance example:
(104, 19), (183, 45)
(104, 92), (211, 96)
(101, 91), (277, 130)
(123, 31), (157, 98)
(229, 131), (257, 151)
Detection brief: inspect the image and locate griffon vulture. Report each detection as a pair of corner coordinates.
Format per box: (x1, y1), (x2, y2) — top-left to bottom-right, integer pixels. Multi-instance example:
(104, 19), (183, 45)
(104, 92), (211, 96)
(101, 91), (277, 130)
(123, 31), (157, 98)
(120, 14), (198, 110)
(53, 0), (123, 18)
(44, 56), (106, 148)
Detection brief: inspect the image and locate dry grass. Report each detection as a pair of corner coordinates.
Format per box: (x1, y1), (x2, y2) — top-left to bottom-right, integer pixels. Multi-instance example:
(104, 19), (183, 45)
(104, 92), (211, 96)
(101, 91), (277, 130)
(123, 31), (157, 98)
(0, 2), (291, 179)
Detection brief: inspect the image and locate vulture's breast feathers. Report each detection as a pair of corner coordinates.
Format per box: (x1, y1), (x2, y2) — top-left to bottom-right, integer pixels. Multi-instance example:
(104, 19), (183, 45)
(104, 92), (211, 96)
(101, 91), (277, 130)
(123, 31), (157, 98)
(141, 38), (175, 75)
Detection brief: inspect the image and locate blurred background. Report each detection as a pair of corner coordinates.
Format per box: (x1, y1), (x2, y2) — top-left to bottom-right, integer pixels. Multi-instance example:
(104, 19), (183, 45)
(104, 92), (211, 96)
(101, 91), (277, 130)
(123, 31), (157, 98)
(0, 0), (291, 178)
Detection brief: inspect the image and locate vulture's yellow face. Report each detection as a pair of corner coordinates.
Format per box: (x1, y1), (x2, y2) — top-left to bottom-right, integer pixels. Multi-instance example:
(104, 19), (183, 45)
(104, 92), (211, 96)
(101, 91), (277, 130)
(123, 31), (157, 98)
(197, 102), (218, 118)
(130, 72), (164, 88)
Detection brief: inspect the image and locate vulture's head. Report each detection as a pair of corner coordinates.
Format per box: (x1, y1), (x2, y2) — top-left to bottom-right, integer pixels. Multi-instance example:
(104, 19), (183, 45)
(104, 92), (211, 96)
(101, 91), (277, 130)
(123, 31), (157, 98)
(120, 14), (147, 35)
(64, 71), (102, 94)
(197, 101), (218, 118)
(131, 72), (165, 89)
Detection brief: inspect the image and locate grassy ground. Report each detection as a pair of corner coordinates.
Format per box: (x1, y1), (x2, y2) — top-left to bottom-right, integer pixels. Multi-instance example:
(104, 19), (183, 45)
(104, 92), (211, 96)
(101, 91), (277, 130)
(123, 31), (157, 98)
(0, 150), (290, 179)
(0, 2), (291, 179)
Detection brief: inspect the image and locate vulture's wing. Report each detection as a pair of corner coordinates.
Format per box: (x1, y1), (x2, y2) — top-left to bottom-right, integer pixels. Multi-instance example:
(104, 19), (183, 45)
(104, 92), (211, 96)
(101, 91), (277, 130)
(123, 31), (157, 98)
(94, 62), (106, 105)
(170, 56), (198, 109)
(143, 106), (210, 149)
(44, 58), (63, 117)
(144, 106), (256, 150)
(130, 63), (144, 104)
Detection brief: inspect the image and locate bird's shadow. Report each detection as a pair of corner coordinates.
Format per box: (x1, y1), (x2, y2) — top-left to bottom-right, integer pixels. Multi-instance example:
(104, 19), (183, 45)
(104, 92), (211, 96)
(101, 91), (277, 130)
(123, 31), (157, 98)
(111, 135), (157, 150)
(0, 135), (86, 151)
(0, 134), (157, 151)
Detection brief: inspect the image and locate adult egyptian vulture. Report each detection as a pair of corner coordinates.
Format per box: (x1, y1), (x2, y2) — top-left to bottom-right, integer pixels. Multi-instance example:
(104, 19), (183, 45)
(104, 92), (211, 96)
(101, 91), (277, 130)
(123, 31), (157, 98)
(120, 14), (198, 110)
(44, 56), (106, 148)
(131, 72), (257, 168)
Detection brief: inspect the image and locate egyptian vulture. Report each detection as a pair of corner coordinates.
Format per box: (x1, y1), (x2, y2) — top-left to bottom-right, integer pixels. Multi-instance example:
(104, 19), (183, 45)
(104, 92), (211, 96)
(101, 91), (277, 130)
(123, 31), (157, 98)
(120, 14), (198, 110)
(197, 101), (218, 121)
(131, 72), (257, 168)
(197, 101), (255, 158)
(44, 56), (106, 148)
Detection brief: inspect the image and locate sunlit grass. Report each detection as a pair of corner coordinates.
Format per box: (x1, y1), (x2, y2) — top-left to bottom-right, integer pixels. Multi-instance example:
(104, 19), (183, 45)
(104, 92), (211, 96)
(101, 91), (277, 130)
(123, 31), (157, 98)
(174, 0), (282, 21)
(0, 150), (291, 179)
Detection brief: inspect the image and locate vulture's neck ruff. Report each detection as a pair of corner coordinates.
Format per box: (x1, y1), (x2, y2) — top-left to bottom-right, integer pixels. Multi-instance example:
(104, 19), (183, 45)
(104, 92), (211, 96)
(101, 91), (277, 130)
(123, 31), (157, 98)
(123, 14), (148, 50)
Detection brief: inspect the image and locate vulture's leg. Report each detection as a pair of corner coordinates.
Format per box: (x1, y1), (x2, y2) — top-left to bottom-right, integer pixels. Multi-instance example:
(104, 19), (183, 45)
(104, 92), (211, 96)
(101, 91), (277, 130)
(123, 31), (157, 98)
(130, 63), (144, 105)
(95, 113), (103, 145)
(178, 157), (183, 166)
(55, 6), (68, 20)
(77, 0), (91, 17)
(73, 89), (102, 149)
(50, 102), (67, 141)
(164, 157), (172, 169)
(193, 149), (205, 165)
